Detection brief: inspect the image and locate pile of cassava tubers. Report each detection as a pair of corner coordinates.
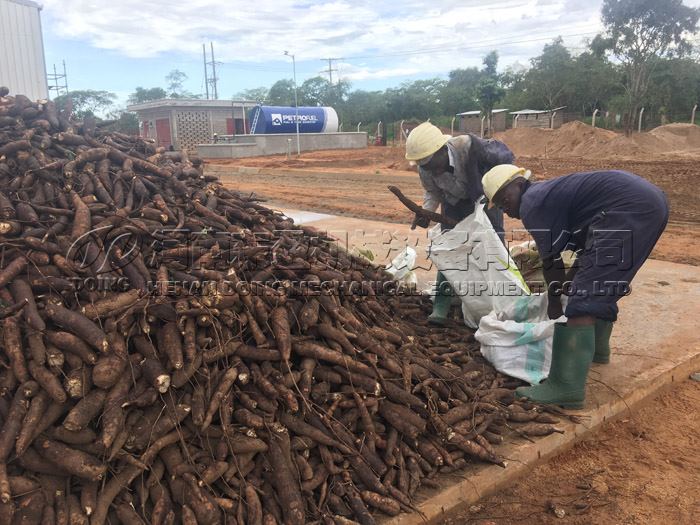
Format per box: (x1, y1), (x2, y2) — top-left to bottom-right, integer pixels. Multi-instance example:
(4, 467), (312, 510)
(0, 89), (567, 525)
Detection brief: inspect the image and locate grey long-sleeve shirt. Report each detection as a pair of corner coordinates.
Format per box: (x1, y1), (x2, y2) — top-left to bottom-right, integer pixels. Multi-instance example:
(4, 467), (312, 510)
(419, 134), (515, 212)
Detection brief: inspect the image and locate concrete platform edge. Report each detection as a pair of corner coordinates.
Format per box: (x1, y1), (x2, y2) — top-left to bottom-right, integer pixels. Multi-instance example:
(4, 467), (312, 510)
(383, 349), (700, 525)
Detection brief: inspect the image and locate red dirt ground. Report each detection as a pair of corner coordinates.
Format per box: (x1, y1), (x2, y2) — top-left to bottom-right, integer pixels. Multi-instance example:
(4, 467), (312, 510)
(441, 379), (700, 525)
(207, 147), (700, 266)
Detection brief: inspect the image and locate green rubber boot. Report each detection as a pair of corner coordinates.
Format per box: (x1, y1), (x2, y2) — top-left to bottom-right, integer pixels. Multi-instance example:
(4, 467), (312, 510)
(593, 320), (613, 364)
(428, 272), (452, 326)
(515, 323), (595, 409)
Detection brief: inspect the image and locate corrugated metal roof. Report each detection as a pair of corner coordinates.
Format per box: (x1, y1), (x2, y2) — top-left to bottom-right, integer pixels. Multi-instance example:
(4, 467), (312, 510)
(510, 106), (567, 115)
(127, 98), (257, 112)
(456, 108), (509, 116)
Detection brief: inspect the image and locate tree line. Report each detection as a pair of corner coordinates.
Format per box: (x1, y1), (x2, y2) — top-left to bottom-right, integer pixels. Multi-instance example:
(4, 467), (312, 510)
(54, 0), (699, 135)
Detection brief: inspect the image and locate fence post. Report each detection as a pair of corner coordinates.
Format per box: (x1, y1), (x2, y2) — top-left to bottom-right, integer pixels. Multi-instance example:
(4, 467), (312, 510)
(638, 107), (645, 133)
(591, 108), (600, 128)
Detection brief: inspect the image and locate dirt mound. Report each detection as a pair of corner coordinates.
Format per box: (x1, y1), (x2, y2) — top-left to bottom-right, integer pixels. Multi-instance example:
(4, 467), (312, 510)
(648, 123), (700, 150)
(496, 121), (700, 159)
(497, 121), (623, 157)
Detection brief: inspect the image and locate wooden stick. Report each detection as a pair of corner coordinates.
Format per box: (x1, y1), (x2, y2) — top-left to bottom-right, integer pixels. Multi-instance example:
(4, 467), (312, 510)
(387, 185), (457, 228)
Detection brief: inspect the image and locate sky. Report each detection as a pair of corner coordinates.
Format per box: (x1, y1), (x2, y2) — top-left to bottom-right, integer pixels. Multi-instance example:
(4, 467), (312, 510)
(40, 0), (700, 107)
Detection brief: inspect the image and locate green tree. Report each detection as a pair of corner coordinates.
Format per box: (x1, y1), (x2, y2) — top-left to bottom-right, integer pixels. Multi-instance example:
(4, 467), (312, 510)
(267, 79), (296, 106)
(440, 67), (481, 115)
(236, 87), (269, 102)
(601, 0), (700, 132)
(165, 69), (187, 95)
(524, 37), (575, 109)
(299, 76), (329, 106)
(570, 49), (623, 116)
(341, 90), (386, 126)
(127, 87), (167, 105)
(104, 109), (140, 135)
(54, 90), (116, 119)
(386, 79), (446, 121)
(476, 51), (506, 133)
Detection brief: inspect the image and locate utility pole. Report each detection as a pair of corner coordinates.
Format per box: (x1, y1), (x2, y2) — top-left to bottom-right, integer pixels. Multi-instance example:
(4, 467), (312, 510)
(47, 60), (68, 99)
(210, 42), (218, 99)
(203, 44), (209, 99)
(321, 58), (338, 85)
(203, 42), (221, 100)
(284, 51), (301, 156)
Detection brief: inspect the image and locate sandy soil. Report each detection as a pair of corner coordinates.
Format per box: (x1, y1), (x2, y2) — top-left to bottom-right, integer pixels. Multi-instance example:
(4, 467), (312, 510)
(440, 379), (700, 525)
(207, 147), (700, 265)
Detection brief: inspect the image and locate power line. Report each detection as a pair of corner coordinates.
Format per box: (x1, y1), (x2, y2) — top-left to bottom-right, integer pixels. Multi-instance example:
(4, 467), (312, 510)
(336, 30), (600, 61)
(321, 58), (339, 85)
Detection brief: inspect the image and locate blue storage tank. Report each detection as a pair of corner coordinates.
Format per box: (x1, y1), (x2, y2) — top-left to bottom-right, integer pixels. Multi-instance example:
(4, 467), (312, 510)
(249, 105), (339, 134)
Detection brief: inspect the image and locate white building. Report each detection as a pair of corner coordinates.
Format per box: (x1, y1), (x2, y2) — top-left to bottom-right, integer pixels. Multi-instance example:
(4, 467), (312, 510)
(127, 99), (258, 151)
(0, 0), (48, 101)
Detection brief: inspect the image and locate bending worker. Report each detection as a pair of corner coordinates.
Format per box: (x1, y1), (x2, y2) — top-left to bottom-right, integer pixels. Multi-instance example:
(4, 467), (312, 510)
(405, 122), (514, 325)
(482, 165), (669, 408)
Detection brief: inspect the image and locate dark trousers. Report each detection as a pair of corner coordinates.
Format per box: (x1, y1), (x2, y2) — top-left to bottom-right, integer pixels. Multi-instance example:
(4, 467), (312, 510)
(441, 198), (505, 242)
(565, 190), (669, 322)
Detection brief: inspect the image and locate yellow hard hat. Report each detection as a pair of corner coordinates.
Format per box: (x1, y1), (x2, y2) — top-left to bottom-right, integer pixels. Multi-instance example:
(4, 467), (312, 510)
(405, 122), (451, 162)
(482, 164), (531, 207)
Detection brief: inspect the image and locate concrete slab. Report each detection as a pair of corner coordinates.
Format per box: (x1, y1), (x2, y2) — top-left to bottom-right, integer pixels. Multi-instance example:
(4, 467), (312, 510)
(272, 206), (700, 524)
(382, 259), (700, 524)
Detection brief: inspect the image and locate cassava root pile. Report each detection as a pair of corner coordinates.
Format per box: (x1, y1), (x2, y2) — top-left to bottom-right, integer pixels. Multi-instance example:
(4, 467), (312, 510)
(0, 89), (567, 525)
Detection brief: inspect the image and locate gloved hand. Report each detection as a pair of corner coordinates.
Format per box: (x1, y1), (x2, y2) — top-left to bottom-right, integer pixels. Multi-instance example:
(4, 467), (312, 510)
(547, 297), (564, 320)
(411, 214), (430, 230)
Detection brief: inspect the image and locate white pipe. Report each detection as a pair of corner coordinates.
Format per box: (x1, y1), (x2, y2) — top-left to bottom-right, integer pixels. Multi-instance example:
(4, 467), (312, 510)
(338, 123), (343, 132)
(638, 107), (645, 133)
(242, 103), (247, 134)
(399, 120), (405, 143)
(377, 121), (382, 141)
(592, 108), (600, 128)
(357, 122), (362, 132)
(450, 116), (455, 135)
(550, 111), (557, 129)
(692, 104), (697, 125)
(480, 116), (486, 138)
(513, 114), (519, 129)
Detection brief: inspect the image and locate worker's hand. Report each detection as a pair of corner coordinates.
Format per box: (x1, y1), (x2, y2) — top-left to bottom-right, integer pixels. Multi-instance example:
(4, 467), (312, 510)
(547, 297), (564, 320)
(411, 214), (430, 230)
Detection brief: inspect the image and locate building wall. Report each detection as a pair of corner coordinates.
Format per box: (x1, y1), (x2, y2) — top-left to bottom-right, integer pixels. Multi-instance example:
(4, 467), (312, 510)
(514, 112), (565, 129)
(459, 116), (482, 134)
(133, 105), (251, 150)
(514, 113), (551, 129)
(196, 132), (368, 159)
(491, 112), (507, 132)
(0, 0), (48, 101)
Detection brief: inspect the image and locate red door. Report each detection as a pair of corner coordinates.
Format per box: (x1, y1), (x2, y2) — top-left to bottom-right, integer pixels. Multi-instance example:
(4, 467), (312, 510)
(155, 118), (172, 148)
(226, 118), (234, 135)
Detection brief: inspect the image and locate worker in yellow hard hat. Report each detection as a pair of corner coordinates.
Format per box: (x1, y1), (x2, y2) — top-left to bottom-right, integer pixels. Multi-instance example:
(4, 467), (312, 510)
(482, 164), (669, 408)
(405, 121), (514, 325)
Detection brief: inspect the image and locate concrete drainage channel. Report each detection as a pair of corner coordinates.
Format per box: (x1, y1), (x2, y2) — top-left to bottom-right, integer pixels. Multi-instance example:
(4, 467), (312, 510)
(380, 259), (700, 524)
(382, 351), (700, 524)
